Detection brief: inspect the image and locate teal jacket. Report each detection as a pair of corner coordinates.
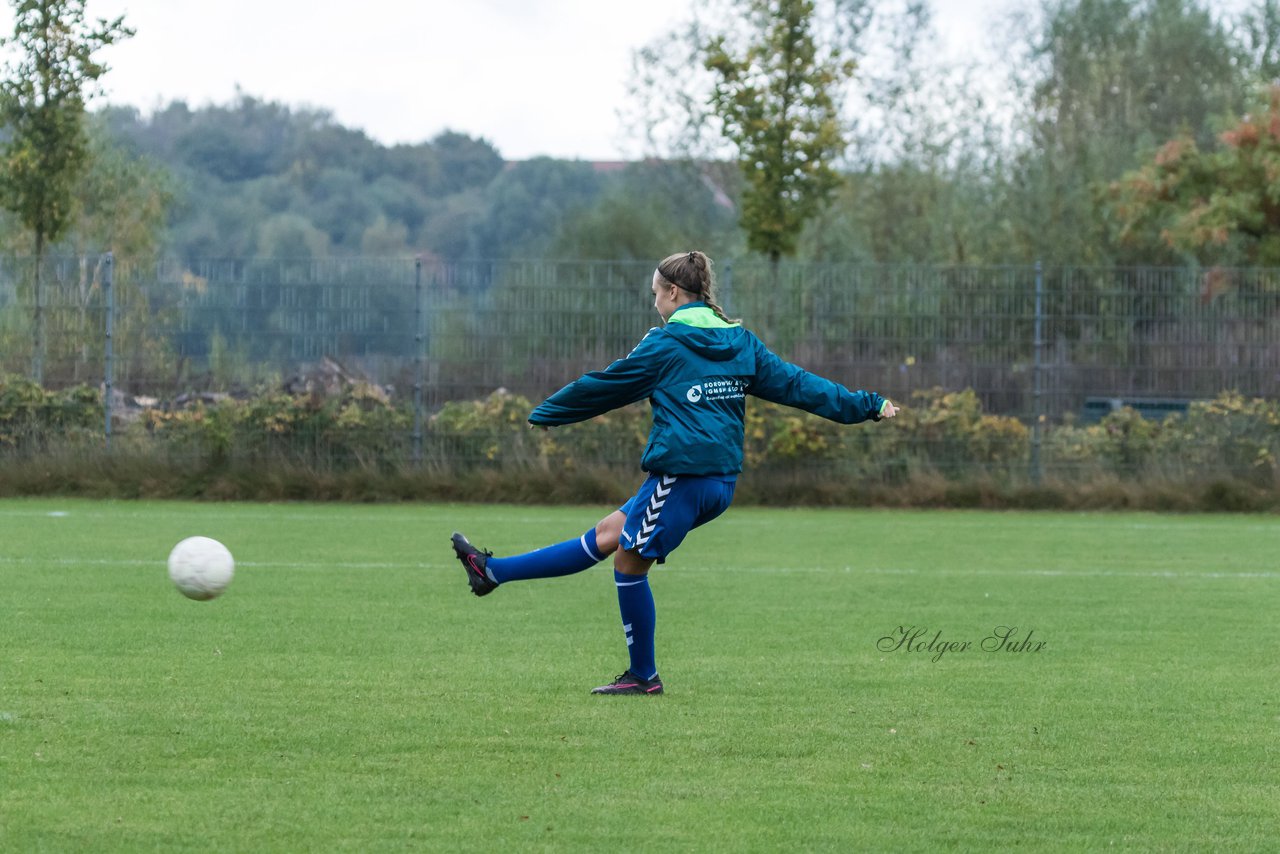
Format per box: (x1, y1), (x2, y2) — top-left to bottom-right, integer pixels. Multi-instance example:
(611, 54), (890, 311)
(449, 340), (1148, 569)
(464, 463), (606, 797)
(528, 302), (888, 477)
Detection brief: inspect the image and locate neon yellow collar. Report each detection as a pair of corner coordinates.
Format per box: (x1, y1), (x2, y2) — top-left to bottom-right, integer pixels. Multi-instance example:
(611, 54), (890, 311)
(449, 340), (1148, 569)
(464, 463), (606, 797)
(667, 304), (738, 328)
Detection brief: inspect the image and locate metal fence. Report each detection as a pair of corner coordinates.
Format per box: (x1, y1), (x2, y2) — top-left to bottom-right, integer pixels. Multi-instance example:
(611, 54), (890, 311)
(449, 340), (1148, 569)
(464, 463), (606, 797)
(2, 255), (1279, 475)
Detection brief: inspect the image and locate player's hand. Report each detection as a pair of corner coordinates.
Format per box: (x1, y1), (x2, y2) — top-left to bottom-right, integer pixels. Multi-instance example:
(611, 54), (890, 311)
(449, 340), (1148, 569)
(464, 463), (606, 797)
(881, 400), (899, 418)
(528, 422), (549, 431)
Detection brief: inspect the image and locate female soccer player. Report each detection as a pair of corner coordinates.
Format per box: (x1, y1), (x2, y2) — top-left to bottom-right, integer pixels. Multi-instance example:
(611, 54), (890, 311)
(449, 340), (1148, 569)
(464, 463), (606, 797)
(450, 250), (897, 695)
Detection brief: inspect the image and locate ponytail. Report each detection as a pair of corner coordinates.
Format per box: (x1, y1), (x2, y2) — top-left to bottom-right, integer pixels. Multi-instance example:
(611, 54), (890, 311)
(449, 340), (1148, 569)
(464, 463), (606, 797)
(704, 295), (736, 325)
(656, 250), (741, 325)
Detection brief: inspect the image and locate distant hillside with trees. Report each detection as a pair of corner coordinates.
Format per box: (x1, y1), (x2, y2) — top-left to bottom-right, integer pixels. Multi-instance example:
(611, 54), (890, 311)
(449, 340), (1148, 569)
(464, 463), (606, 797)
(6, 0), (1280, 270)
(85, 96), (741, 265)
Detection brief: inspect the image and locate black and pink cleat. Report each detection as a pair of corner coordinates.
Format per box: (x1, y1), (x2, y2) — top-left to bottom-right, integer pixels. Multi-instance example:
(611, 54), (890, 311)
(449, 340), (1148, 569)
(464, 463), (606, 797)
(590, 670), (664, 695)
(450, 531), (497, 597)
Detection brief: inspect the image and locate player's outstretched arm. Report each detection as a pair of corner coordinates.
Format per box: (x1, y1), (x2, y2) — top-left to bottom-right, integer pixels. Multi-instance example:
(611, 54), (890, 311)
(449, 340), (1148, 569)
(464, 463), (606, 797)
(748, 334), (892, 424)
(528, 330), (667, 427)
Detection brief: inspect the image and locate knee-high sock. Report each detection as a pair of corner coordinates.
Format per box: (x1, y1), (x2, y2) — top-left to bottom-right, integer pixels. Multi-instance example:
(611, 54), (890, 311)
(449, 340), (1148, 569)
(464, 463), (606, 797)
(485, 528), (605, 584)
(614, 570), (657, 680)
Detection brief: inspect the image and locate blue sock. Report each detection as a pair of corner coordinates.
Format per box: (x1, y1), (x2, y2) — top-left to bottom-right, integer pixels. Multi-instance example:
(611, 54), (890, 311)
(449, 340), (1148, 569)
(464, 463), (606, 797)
(614, 570), (657, 680)
(486, 528), (606, 584)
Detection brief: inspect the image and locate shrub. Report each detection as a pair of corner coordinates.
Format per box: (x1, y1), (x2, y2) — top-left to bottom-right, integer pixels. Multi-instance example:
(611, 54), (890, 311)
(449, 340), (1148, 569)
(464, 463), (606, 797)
(0, 376), (103, 449)
(2, 380), (1278, 509)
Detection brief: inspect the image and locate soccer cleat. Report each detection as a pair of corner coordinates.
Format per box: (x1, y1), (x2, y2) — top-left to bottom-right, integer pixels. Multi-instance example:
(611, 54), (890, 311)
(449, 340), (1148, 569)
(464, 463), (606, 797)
(450, 531), (497, 597)
(590, 670), (664, 695)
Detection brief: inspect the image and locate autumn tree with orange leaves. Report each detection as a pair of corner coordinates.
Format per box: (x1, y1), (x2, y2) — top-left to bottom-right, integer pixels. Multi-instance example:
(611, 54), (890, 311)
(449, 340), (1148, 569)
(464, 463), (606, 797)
(1111, 86), (1280, 267)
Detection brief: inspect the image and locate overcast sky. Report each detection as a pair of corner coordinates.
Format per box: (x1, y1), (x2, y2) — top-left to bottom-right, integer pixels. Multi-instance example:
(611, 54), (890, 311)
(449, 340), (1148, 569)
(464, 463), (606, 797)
(0, 1), (1250, 160)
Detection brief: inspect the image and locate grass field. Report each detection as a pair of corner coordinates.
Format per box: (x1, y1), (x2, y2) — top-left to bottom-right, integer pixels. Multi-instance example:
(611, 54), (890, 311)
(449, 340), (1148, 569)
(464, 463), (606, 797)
(2, 498), (1278, 851)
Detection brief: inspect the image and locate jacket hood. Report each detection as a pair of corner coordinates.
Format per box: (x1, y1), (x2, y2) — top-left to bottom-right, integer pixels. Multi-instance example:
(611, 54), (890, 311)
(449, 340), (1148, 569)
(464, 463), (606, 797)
(664, 304), (749, 362)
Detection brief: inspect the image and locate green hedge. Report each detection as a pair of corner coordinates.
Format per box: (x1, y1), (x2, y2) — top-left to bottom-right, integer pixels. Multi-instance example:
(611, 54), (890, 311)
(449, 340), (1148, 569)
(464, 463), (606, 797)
(2, 374), (1278, 509)
(0, 378), (103, 448)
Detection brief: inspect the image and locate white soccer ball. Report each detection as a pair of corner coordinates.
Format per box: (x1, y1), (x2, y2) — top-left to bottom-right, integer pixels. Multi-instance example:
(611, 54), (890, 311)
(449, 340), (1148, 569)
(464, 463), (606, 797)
(167, 536), (235, 601)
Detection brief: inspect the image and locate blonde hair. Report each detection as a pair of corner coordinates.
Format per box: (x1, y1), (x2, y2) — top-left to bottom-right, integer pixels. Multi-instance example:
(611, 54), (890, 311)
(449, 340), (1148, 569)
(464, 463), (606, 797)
(655, 250), (738, 324)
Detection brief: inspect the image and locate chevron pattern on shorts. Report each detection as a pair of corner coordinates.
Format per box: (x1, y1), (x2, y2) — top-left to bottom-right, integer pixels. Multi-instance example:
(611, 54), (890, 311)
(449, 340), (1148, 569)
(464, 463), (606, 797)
(635, 475), (677, 546)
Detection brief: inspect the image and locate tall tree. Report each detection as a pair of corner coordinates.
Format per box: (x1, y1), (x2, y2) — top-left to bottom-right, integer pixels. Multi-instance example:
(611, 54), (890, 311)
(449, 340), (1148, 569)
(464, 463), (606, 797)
(704, 0), (855, 270)
(1010, 0), (1245, 263)
(804, 2), (1019, 264)
(0, 0), (133, 383)
(1238, 0), (1280, 85)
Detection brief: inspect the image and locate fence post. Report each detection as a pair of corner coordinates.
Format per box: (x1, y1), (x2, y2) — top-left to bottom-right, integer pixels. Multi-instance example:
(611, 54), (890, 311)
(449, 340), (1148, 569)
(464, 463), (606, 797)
(32, 256), (45, 385)
(104, 252), (115, 450)
(412, 255), (423, 466)
(1031, 259), (1043, 485)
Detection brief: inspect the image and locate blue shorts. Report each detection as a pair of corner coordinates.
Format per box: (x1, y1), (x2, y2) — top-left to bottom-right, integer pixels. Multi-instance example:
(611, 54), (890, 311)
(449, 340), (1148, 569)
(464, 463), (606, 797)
(618, 473), (737, 564)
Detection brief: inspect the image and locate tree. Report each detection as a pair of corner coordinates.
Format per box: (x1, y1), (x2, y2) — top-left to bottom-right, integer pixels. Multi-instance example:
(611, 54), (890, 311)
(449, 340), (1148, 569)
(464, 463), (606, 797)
(0, 0), (133, 383)
(548, 161), (742, 261)
(57, 121), (172, 384)
(704, 0), (854, 269)
(622, 8), (731, 162)
(469, 158), (606, 260)
(426, 131), (504, 195)
(421, 190), (485, 262)
(100, 96), (504, 262)
(67, 118), (171, 257)
(256, 212), (330, 259)
(1009, 0), (1246, 263)
(1238, 0), (1280, 85)
(360, 215), (410, 256)
(802, 2), (1019, 264)
(1110, 85), (1280, 266)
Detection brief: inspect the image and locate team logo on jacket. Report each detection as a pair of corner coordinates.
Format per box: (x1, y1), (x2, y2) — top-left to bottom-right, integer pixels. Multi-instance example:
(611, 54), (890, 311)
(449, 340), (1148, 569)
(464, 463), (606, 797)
(685, 379), (746, 404)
